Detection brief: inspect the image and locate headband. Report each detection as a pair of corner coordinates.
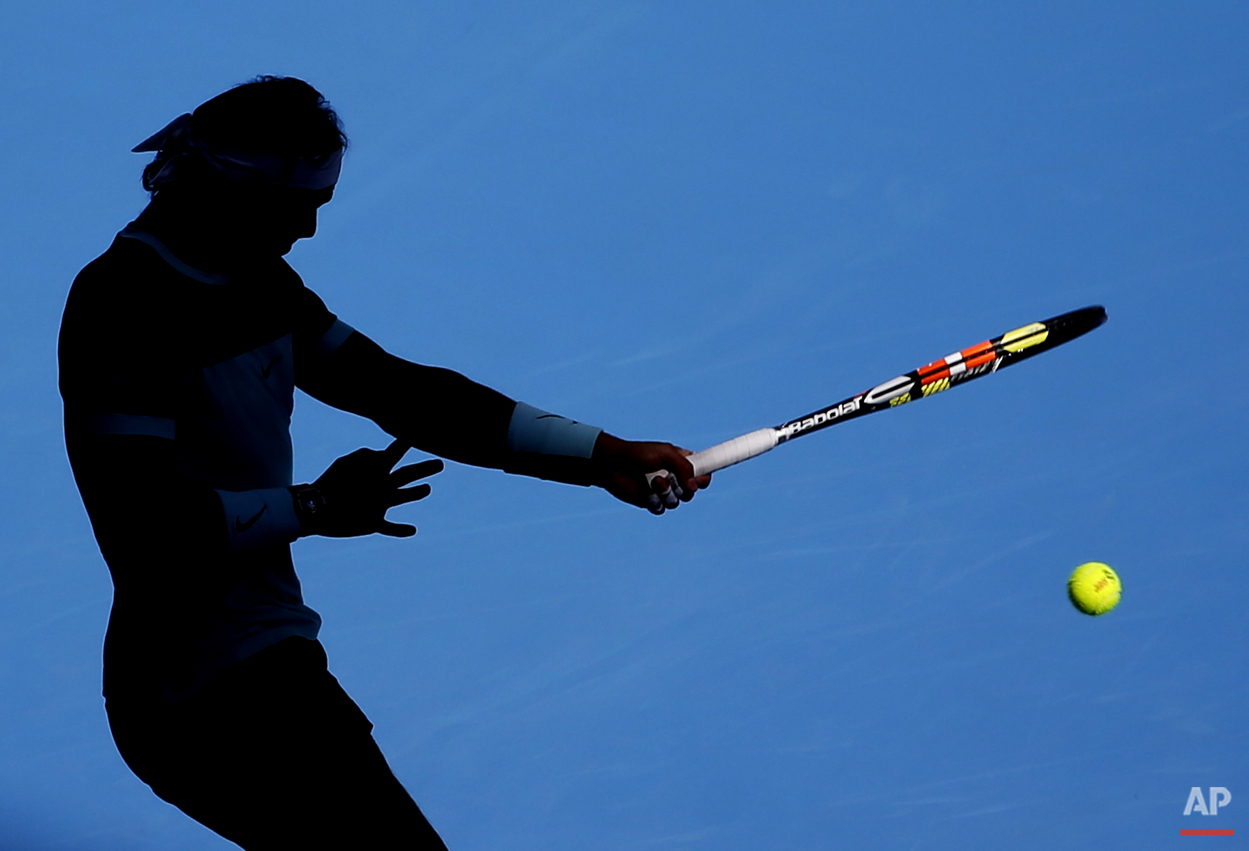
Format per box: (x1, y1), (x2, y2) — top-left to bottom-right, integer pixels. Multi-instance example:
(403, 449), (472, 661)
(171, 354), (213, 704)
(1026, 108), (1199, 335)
(133, 112), (342, 190)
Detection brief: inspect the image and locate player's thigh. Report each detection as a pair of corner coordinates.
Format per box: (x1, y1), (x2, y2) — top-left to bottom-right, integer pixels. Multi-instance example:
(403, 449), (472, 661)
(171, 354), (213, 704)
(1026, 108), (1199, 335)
(108, 642), (446, 848)
(230, 672), (447, 848)
(118, 718), (444, 850)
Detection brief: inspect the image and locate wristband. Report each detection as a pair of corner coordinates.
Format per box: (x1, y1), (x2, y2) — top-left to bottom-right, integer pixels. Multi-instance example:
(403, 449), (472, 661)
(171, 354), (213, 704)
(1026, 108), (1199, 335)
(216, 487), (302, 550)
(506, 402), (602, 459)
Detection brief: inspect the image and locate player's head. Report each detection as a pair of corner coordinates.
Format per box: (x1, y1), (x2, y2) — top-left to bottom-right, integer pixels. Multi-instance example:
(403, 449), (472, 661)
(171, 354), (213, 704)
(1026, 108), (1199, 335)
(136, 75), (347, 195)
(134, 76), (347, 258)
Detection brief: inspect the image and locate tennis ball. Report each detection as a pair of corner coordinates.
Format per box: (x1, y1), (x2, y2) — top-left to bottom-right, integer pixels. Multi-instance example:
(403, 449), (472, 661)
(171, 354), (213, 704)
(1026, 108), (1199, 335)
(1067, 562), (1121, 616)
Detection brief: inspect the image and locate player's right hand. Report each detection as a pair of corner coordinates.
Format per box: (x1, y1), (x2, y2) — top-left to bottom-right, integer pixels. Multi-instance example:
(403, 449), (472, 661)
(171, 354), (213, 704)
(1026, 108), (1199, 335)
(305, 440), (443, 537)
(591, 433), (711, 515)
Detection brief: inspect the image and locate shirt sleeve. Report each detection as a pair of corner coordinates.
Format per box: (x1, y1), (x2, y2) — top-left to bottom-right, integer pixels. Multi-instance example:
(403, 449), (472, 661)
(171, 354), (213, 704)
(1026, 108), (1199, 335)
(291, 283), (354, 373)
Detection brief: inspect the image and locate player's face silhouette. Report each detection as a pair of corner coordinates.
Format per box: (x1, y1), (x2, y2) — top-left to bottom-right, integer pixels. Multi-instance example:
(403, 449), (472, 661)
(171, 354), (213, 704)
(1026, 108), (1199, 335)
(224, 183), (335, 258)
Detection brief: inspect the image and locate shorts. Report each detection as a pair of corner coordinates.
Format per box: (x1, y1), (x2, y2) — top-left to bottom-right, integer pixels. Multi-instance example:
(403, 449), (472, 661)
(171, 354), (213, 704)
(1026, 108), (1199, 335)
(106, 636), (448, 850)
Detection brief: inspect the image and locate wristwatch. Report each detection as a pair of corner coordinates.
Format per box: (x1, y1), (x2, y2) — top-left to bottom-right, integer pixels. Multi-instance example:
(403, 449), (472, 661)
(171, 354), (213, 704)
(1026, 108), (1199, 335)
(290, 484), (326, 533)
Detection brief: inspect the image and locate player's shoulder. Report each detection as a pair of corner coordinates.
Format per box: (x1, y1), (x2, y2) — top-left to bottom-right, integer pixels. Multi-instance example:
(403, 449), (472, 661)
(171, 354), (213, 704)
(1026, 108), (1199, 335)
(61, 225), (212, 367)
(267, 257), (338, 336)
(66, 226), (204, 314)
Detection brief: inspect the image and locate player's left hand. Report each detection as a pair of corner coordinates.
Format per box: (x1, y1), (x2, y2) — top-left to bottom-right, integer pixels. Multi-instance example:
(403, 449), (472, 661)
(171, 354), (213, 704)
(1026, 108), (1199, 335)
(308, 440), (444, 537)
(591, 433), (711, 515)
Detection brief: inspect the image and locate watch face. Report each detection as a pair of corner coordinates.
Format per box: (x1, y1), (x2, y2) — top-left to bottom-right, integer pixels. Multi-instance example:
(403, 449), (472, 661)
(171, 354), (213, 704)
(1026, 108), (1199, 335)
(296, 487), (322, 516)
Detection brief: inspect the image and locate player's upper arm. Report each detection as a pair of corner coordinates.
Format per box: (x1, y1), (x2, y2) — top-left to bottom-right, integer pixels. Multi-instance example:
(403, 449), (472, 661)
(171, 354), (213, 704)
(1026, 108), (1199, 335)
(293, 317), (371, 415)
(65, 426), (226, 570)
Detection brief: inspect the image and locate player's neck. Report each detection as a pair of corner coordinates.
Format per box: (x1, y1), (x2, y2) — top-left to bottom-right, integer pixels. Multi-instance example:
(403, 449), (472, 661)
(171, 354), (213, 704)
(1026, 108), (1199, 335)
(136, 194), (256, 275)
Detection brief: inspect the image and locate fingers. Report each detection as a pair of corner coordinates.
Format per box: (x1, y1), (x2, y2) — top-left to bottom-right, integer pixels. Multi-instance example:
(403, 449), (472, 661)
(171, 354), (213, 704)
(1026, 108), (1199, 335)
(312, 442), (444, 538)
(656, 474), (681, 508)
(391, 458), (444, 486)
(378, 521), (417, 537)
(643, 471), (680, 513)
(654, 448), (698, 501)
(635, 443), (711, 514)
(668, 455), (710, 503)
(380, 439), (412, 468)
(389, 483), (432, 507)
(388, 459), (442, 510)
(664, 444), (704, 492)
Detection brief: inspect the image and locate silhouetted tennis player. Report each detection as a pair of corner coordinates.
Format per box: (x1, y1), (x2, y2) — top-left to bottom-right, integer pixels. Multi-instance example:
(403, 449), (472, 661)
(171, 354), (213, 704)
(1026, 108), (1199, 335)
(59, 75), (708, 850)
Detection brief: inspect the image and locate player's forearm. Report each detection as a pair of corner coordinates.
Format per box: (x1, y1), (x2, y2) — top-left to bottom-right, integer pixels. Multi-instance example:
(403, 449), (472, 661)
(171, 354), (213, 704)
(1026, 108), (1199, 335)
(376, 383), (607, 485)
(368, 358), (517, 467)
(299, 333), (515, 467)
(301, 332), (606, 479)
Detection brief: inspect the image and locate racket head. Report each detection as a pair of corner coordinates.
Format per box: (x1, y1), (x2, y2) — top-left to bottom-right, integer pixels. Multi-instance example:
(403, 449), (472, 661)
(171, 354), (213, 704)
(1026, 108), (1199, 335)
(778, 305), (1107, 441)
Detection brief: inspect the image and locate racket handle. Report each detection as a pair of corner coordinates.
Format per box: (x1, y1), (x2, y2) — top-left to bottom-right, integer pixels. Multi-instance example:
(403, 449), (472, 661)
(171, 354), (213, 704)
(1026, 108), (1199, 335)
(687, 428), (779, 476)
(645, 427), (779, 489)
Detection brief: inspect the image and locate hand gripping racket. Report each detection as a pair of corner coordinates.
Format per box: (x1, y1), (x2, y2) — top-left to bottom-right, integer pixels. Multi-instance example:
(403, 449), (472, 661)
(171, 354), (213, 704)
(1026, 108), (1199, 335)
(652, 306), (1107, 488)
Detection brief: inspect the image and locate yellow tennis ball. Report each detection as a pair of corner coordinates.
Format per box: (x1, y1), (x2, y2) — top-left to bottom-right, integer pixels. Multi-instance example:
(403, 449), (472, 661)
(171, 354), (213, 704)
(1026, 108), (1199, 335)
(1067, 562), (1121, 616)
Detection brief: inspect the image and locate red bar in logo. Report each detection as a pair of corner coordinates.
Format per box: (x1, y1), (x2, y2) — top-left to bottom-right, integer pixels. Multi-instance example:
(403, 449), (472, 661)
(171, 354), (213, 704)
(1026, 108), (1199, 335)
(960, 340), (994, 360)
(1181, 828), (1234, 835)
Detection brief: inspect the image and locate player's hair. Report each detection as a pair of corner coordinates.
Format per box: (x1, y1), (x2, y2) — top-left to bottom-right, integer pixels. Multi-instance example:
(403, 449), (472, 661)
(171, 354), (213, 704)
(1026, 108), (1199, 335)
(141, 75), (349, 194)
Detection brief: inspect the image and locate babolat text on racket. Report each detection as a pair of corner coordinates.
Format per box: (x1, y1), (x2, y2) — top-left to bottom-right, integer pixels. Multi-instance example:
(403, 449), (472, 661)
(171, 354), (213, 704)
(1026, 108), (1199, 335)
(655, 305), (1107, 482)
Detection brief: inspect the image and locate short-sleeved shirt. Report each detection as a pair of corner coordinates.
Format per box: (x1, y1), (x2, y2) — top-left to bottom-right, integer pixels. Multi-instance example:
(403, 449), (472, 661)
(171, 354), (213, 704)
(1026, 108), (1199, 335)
(60, 224), (355, 703)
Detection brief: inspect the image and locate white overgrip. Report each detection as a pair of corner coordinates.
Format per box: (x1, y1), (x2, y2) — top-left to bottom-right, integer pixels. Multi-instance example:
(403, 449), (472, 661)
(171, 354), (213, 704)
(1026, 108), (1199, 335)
(685, 428), (779, 476)
(644, 426), (779, 490)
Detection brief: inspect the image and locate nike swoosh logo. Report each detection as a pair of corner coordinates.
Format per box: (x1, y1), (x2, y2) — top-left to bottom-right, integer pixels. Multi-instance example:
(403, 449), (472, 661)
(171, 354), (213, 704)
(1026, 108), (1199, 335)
(260, 354), (283, 379)
(536, 414), (579, 423)
(235, 505), (267, 534)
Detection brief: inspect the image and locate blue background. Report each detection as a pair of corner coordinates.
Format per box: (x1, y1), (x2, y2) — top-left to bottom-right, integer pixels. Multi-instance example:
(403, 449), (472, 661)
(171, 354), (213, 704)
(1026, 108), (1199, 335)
(2, 2), (1245, 848)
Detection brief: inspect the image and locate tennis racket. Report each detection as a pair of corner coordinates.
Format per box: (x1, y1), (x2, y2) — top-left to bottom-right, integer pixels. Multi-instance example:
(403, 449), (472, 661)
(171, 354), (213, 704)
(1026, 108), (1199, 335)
(652, 305), (1107, 485)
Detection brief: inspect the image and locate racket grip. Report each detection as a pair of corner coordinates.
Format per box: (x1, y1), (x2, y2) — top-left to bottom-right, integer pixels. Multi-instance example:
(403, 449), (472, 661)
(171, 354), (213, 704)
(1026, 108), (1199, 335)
(645, 427), (779, 489)
(686, 428), (779, 476)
